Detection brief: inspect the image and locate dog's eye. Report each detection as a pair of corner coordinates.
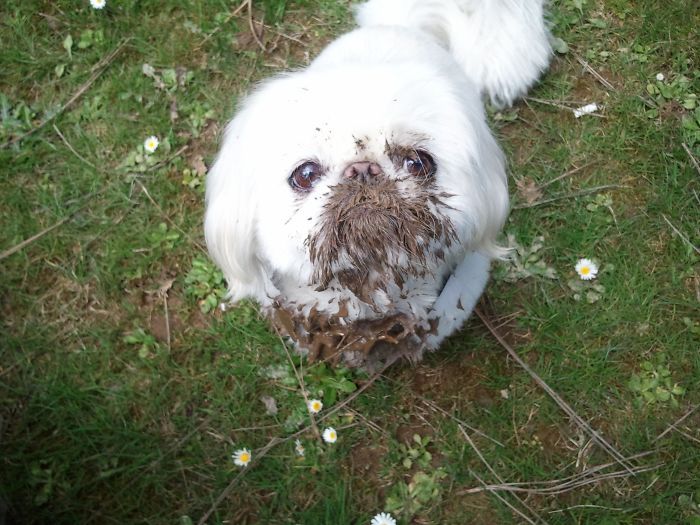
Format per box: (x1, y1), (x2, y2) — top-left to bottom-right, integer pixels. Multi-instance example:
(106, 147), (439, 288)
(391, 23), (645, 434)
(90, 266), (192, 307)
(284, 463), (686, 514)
(403, 150), (436, 177)
(289, 161), (323, 191)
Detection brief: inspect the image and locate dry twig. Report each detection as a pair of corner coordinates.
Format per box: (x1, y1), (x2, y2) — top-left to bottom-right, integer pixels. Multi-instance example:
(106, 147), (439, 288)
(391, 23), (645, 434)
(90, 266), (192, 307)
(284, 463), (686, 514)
(475, 309), (635, 474)
(513, 184), (627, 210)
(655, 404), (700, 442)
(1, 38), (130, 150)
(197, 363), (389, 524)
(682, 143), (700, 177)
(460, 425), (549, 525)
(661, 214), (700, 256)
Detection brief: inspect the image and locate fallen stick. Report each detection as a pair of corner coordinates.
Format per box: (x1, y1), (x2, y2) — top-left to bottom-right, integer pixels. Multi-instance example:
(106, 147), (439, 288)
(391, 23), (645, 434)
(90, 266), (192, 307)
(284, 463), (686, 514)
(475, 308), (635, 474)
(1, 38), (131, 150)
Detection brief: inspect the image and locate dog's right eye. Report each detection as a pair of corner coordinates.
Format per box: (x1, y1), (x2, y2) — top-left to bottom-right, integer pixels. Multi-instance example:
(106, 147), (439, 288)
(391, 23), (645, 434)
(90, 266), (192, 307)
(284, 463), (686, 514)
(289, 161), (323, 192)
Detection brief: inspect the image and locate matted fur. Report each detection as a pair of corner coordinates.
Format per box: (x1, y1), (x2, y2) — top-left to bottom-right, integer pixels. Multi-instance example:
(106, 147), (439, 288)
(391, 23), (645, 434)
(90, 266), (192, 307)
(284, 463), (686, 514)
(307, 176), (456, 295)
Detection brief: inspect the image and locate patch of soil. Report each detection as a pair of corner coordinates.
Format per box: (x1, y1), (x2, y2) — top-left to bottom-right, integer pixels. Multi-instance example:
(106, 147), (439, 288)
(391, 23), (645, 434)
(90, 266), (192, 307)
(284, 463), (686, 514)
(350, 440), (387, 478)
(441, 491), (499, 525)
(395, 416), (434, 445)
(346, 440), (388, 510)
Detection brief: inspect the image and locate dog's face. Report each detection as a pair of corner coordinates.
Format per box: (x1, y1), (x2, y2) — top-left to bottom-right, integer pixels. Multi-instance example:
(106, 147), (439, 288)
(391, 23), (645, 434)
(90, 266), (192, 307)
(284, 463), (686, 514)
(205, 48), (509, 307)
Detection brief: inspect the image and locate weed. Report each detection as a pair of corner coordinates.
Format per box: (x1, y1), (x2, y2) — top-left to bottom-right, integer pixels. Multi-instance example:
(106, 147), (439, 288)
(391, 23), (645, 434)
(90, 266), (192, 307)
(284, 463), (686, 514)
(385, 469), (447, 523)
(494, 234), (558, 282)
(184, 256), (226, 313)
(628, 353), (686, 408)
(399, 434), (433, 470)
(123, 327), (160, 359)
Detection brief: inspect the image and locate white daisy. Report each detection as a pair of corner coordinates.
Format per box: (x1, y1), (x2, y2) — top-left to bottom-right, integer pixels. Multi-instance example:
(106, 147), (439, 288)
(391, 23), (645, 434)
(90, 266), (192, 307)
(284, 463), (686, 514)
(144, 135), (159, 154)
(575, 258), (599, 280)
(90, 0), (106, 9)
(307, 399), (323, 414)
(656, 72), (665, 81)
(232, 448), (252, 467)
(294, 439), (305, 457)
(371, 512), (397, 525)
(322, 427), (337, 444)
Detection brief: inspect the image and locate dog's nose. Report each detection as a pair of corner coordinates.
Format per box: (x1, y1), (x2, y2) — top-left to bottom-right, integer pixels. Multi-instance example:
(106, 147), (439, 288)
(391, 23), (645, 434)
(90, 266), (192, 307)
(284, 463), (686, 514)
(343, 161), (383, 182)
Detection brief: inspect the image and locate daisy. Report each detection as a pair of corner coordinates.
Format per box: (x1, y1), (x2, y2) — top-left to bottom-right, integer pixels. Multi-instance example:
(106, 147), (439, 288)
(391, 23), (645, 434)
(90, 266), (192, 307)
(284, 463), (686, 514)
(307, 399), (323, 414)
(322, 427), (337, 444)
(656, 72), (665, 81)
(90, 0), (106, 9)
(371, 512), (397, 525)
(144, 135), (159, 154)
(232, 448), (252, 467)
(575, 258), (598, 281)
(294, 439), (305, 457)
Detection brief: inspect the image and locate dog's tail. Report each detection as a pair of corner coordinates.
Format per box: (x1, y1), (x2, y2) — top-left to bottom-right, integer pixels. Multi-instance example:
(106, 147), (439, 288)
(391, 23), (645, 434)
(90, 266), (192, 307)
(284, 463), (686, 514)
(355, 0), (552, 107)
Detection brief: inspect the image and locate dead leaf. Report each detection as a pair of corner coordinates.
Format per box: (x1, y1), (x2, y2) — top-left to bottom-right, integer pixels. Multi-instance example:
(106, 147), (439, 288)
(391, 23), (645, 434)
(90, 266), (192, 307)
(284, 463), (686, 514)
(170, 99), (179, 122)
(191, 155), (208, 177)
(157, 278), (176, 298)
(516, 177), (543, 204)
(260, 395), (278, 416)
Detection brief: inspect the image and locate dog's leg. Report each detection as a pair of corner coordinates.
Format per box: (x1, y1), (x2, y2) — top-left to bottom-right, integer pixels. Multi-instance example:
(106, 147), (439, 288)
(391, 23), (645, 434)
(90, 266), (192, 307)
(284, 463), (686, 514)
(426, 251), (491, 348)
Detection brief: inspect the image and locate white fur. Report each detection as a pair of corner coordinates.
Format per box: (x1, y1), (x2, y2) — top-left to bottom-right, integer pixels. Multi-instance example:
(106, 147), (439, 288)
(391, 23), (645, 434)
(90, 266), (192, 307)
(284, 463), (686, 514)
(205, 0), (551, 348)
(355, 0), (552, 107)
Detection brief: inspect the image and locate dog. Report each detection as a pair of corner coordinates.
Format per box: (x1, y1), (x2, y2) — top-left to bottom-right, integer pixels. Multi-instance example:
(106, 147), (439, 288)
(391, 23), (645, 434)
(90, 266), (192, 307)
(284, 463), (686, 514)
(205, 0), (551, 368)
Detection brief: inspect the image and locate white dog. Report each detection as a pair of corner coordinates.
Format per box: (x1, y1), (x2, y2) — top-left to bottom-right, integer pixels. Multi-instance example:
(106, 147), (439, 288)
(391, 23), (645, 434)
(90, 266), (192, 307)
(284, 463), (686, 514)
(205, 0), (551, 368)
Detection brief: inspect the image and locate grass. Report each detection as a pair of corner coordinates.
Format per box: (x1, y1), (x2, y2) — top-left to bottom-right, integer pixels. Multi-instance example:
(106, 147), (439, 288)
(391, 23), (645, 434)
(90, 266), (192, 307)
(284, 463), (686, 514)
(1, 0), (699, 524)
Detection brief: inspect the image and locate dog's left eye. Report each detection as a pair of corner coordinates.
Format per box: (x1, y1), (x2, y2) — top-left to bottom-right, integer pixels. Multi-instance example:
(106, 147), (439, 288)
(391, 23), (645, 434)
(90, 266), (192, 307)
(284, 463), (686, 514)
(289, 161), (323, 192)
(403, 150), (436, 178)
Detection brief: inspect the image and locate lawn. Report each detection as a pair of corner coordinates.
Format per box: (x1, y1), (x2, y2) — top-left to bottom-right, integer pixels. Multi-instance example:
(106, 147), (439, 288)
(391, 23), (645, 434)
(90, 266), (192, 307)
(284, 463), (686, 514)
(1, 0), (699, 524)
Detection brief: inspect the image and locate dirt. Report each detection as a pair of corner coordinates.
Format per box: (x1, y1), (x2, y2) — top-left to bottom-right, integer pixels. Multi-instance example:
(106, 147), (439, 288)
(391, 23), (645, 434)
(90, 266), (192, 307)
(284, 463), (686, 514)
(347, 439), (390, 509)
(395, 416), (435, 445)
(349, 440), (387, 477)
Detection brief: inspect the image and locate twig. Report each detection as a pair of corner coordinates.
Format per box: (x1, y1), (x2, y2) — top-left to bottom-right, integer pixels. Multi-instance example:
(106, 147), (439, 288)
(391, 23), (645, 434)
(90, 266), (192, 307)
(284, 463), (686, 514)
(376, 373), (503, 447)
(461, 462), (661, 496)
(146, 144), (189, 173)
(1, 38), (130, 150)
(513, 184), (627, 209)
(574, 54), (656, 109)
(674, 428), (700, 445)
(527, 97), (605, 118)
(549, 504), (625, 514)
(195, 0), (247, 50)
(134, 180), (207, 254)
(538, 162), (596, 189)
(197, 435), (284, 525)
(460, 426), (548, 525)
(682, 143), (700, 177)
(469, 469), (539, 525)
(661, 214), (700, 256)
(0, 216), (72, 261)
(197, 363), (389, 524)
(475, 308), (635, 474)
(420, 398), (504, 447)
(575, 55), (616, 91)
(157, 279), (174, 354)
(247, 0), (267, 52)
(272, 326), (322, 442)
(527, 96), (576, 111)
(655, 404), (699, 442)
(53, 124), (96, 169)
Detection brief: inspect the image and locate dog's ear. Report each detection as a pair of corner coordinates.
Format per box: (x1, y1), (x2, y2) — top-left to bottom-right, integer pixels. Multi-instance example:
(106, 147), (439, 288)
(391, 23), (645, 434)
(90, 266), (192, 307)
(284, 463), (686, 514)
(470, 128), (510, 260)
(204, 115), (274, 305)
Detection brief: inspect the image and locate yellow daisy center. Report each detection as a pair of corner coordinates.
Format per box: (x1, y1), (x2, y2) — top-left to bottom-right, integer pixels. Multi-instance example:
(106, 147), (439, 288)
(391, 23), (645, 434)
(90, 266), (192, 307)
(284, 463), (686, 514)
(581, 267), (590, 275)
(330, 431), (336, 440)
(240, 452), (250, 462)
(312, 402), (320, 410)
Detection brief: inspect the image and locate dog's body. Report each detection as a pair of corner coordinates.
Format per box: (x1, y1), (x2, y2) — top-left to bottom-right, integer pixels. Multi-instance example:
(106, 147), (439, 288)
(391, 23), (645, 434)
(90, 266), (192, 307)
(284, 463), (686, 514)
(205, 0), (551, 368)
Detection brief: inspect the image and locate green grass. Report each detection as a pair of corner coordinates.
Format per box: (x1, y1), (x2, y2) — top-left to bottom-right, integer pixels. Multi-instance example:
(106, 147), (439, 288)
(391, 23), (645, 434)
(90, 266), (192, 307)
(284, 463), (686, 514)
(1, 0), (699, 524)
